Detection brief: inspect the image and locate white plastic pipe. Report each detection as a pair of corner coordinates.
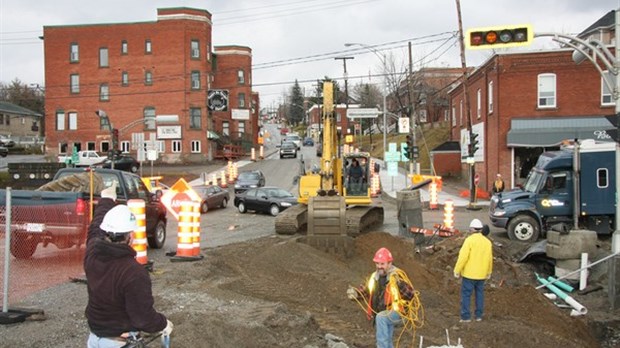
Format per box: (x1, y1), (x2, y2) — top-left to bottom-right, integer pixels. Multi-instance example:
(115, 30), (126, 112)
(565, 295), (588, 315)
(538, 277), (588, 315)
(580, 252), (588, 291)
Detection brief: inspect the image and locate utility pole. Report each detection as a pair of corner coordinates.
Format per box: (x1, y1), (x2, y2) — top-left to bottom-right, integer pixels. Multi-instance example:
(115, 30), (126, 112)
(335, 57), (355, 148)
(407, 42), (416, 176)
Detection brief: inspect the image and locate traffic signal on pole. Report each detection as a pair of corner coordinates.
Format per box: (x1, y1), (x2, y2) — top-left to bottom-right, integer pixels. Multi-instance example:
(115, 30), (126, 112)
(469, 131), (479, 156)
(404, 135), (414, 160)
(466, 24), (533, 50)
(112, 128), (119, 150)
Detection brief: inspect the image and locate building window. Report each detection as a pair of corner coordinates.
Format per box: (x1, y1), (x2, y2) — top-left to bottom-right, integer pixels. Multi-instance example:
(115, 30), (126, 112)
(122, 71), (129, 86)
(144, 70), (153, 85)
(538, 73), (556, 108)
(70, 74), (80, 94)
(419, 109), (427, 123)
(68, 112), (78, 130)
(206, 43), (211, 61)
(238, 70), (245, 84)
(87, 142), (96, 151)
(238, 121), (245, 134)
(191, 140), (201, 153)
(223, 121), (230, 136)
(121, 40), (128, 55)
(56, 111), (65, 130)
(144, 107), (156, 130)
(451, 106), (456, 127)
(100, 84), (109, 101)
(145, 39), (152, 54)
(459, 100), (463, 126)
(190, 107), (201, 129)
(191, 71), (201, 90)
(121, 141), (130, 153)
(172, 140), (181, 153)
(191, 40), (200, 58)
(99, 47), (109, 67)
(238, 93), (246, 108)
(602, 71), (616, 106)
(597, 168), (609, 188)
(70, 43), (79, 62)
(488, 81), (493, 113)
(476, 89), (481, 119)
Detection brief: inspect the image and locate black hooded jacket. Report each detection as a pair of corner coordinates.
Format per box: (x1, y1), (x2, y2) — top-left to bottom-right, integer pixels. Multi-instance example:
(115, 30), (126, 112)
(84, 198), (166, 337)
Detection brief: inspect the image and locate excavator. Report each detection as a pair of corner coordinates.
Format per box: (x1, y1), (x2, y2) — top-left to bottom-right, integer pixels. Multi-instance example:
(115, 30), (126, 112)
(275, 81), (384, 246)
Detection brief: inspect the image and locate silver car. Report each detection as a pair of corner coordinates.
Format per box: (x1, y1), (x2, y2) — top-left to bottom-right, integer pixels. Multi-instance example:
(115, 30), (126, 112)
(279, 142), (297, 158)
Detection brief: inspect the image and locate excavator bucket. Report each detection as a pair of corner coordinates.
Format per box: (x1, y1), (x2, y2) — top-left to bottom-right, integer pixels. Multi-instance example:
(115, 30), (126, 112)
(300, 195), (354, 257)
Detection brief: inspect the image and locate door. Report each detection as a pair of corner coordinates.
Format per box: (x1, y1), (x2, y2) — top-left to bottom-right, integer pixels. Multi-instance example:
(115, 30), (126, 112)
(535, 171), (572, 218)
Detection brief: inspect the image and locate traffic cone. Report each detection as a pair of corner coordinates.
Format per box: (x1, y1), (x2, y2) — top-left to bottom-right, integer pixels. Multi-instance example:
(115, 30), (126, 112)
(171, 201), (203, 262)
(227, 161), (234, 183)
(128, 199), (149, 266)
(251, 148), (256, 161)
(429, 182), (438, 210)
(443, 199), (454, 229)
(220, 170), (227, 188)
(259, 145), (264, 159)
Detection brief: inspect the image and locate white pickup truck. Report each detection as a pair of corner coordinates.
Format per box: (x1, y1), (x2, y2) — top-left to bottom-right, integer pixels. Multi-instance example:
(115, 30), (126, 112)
(58, 150), (107, 166)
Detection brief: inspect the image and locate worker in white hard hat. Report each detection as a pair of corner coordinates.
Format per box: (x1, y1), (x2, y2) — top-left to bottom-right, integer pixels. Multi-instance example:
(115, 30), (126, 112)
(84, 183), (172, 347)
(453, 218), (493, 323)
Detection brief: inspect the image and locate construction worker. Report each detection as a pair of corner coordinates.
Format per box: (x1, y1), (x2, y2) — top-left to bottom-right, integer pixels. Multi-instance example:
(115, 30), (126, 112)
(85, 184), (172, 347)
(492, 173), (505, 194)
(454, 218), (493, 323)
(347, 247), (416, 348)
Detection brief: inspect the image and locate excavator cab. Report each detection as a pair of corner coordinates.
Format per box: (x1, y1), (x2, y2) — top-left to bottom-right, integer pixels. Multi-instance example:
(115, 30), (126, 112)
(342, 153), (372, 204)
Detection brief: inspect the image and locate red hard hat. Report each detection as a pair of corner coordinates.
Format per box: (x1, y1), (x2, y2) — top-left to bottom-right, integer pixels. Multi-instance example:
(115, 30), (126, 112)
(373, 247), (393, 263)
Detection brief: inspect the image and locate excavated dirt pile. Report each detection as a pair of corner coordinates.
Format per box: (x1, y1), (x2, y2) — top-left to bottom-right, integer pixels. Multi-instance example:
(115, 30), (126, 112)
(156, 231), (606, 348)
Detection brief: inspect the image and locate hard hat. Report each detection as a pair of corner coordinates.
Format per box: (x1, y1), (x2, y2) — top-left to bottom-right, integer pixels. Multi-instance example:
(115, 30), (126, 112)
(100, 205), (137, 235)
(469, 218), (484, 230)
(496, 173), (502, 177)
(373, 247), (393, 263)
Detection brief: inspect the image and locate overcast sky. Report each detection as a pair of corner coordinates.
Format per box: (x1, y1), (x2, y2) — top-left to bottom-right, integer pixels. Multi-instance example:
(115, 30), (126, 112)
(0, 0), (616, 110)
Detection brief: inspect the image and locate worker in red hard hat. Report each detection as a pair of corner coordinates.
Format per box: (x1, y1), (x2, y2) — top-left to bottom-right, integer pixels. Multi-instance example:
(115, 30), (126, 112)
(347, 247), (419, 348)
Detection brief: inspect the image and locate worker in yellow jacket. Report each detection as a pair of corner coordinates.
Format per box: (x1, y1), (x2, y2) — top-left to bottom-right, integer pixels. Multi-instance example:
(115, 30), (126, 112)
(454, 219), (493, 323)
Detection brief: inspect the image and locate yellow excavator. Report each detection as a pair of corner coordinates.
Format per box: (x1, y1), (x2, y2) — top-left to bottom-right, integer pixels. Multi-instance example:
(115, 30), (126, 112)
(275, 81), (384, 240)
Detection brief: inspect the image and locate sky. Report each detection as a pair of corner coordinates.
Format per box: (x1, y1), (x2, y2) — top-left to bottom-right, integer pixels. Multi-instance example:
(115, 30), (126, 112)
(0, 0), (616, 111)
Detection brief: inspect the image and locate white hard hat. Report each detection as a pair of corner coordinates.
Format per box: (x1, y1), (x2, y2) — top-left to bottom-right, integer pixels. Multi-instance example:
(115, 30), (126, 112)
(469, 218), (484, 230)
(100, 205), (137, 234)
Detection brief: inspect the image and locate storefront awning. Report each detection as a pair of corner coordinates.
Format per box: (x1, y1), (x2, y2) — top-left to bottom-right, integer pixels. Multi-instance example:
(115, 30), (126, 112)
(507, 116), (615, 147)
(207, 130), (220, 140)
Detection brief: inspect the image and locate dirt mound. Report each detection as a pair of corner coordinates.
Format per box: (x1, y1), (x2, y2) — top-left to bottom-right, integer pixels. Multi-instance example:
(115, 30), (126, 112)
(157, 232), (601, 347)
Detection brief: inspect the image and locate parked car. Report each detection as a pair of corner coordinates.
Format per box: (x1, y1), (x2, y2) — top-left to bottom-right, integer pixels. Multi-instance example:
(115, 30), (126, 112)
(99, 155), (140, 173)
(279, 142), (297, 158)
(193, 184), (230, 213)
(303, 137), (314, 146)
(283, 134), (302, 149)
(234, 170), (266, 194)
(0, 135), (15, 148)
(0, 146), (7, 157)
(234, 186), (298, 216)
(280, 127), (289, 135)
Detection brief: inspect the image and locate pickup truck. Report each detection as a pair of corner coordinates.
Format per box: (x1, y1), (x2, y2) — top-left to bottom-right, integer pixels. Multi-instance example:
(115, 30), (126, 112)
(0, 168), (168, 259)
(57, 150), (107, 166)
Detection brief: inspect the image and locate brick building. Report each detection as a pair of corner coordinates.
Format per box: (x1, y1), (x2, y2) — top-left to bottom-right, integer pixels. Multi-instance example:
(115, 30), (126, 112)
(43, 7), (257, 163)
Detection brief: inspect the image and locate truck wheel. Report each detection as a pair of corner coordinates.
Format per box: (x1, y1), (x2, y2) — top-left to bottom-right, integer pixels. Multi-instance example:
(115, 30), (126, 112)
(507, 215), (540, 242)
(10, 233), (38, 259)
(147, 221), (166, 249)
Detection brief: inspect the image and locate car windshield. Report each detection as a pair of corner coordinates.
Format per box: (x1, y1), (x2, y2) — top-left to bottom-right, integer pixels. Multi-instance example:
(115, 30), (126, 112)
(239, 172), (260, 180)
(286, 135), (300, 141)
(282, 142), (296, 149)
(266, 188), (293, 198)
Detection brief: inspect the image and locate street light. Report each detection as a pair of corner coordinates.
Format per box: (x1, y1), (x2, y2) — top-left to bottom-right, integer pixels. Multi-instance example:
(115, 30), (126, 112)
(344, 42), (388, 164)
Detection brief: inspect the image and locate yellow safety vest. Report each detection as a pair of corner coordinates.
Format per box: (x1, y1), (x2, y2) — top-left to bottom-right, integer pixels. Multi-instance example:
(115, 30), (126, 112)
(367, 269), (404, 315)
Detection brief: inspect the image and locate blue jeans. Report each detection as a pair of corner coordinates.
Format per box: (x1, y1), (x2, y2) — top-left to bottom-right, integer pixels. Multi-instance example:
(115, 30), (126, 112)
(375, 309), (402, 348)
(87, 332), (125, 348)
(460, 277), (485, 320)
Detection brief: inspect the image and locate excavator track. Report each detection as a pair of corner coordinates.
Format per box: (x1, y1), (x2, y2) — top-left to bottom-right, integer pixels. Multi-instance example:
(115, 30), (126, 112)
(275, 204), (308, 235)
(345, 205), (385, 237)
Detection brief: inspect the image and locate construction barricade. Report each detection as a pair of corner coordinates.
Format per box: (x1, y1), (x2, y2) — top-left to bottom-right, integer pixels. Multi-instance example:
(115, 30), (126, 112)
(251, 148), (256, 161)
(429, 182), (438, 210)
(370, 174), (381, 197)
(171, 201), (203, 262)
(259, 145), (264, 159)
(220, 170), (227, 188)
(443, 199), (454, 229)
(191, 201), (202, 257)
(128, 199), (150, 268)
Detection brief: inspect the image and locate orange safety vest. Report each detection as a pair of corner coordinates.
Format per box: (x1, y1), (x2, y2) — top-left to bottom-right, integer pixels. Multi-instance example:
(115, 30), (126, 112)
(366, 269), (405, 318)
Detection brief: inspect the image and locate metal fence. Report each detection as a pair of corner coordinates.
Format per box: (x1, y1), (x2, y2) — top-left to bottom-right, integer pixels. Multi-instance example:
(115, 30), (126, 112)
(1, 188), (84, 307)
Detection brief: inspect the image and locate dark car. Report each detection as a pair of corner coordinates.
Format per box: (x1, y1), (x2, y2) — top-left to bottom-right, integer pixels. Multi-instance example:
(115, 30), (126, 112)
(303, 137), (314, 146)
(234, 186), (298, 216)
(234, 170), (266, 194)
(0, 135), (15, 148)
(279, 142), (297, 159)
(0, 146), (7, 157)
(100, 155), (140, 173)
(194, 184), (230, 213)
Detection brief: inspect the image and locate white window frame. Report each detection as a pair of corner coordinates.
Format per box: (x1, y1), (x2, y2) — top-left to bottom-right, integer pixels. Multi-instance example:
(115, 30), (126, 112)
(121, 40), (128, 55)
(601, 71), (616, 106)
(70, 74), (80, 94)
(122, 71), (129, 86)
(56, 111), (66, 131)
(451, 106), (456, 127)
(121, 141), (130, 153)
(191, 140), (201, 153)
(538, 73), (556, 108)
(476, 89), (481, 119)
(238, 121), (245, 134)
(238, 70), (245, 84)
(68, 112), (78, 130)
(171, 140), (182, 153)
(223, 121), (230, 136)
(99, 47), (109, 68)
(488, 81), (494, 114)
(145, 71), (153, 85)
(191, 40), (200, 58)
(144, 107), (156, 130)
(238, 93), (246, 108)
(100, 84), (109, 101)
(190, 107), (201, 129)
(70, 43), (79, 62)
(145, 39), (152, 54)
(191, 71), (200, 90)
(459, 100), (463, 126)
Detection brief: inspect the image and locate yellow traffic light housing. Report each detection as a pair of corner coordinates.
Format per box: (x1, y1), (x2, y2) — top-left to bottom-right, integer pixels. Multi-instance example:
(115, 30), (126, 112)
(466, 24), (533, 49)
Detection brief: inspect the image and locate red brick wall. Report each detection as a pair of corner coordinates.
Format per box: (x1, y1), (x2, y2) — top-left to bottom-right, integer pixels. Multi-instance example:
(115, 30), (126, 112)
(432, 152), (461, 177)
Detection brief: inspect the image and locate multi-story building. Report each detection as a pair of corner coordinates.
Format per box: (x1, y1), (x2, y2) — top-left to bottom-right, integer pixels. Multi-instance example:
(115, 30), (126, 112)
(43, 7), (257, 163)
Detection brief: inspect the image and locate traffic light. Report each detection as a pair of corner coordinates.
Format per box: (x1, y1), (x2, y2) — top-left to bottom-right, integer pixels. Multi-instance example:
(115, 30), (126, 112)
(112, 128), (119, 150)
(466, 25), (533, 50)
(404, 135), (414, 160)
(468, 131), (479, 156)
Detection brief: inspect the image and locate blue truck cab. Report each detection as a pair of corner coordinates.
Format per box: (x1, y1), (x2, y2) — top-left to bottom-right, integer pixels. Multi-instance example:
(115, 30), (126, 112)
(489, 140), (615, 242)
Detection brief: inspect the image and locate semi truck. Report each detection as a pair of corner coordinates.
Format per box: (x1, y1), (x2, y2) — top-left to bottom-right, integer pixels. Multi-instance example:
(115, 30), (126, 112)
(489, 139), (615, 242)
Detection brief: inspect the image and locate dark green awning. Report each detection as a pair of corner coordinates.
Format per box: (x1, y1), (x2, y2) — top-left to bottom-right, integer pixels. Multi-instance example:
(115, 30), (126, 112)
(507, 116), (614, 147)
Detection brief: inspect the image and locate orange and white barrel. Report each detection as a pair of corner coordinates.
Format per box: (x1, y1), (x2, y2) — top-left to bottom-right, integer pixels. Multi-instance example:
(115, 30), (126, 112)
(370, 174), (380, 197)
(259, 145), (264, 159)
(429, 182), (438, 210)
(443, 199), (454, 229)
(220, 170), (228, 188)
(251, 148), (256, 161)
(227, 161), (234, 183)
(211, 173), (218, 186)
(176, 201), (195, 258)
(232, 163), (238, 181)
(191, 201), (201, 256)
(128, 199), (148, 265)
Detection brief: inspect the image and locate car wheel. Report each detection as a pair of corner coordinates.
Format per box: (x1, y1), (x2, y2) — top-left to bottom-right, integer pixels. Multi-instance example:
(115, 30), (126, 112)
(280, 155), (283, 159)
(147, 220), (167, 249)
(507, 215), (540, 242)
(200, 201), (209, 214)
(293, 153), (297, 158)
(270, 204), (280, 216)
(238, 201), (247, 213)
(221, 198), (228, 208)
(10, 233), (39, 259)
(130, 165), (139, 173)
